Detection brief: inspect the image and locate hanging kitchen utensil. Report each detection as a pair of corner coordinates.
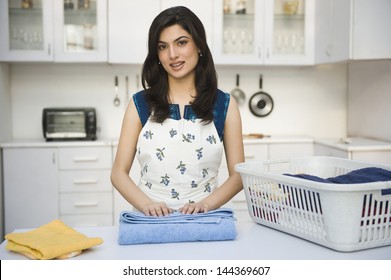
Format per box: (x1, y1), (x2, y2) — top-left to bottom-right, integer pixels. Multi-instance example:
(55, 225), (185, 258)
(230, 74), (246, 105)
(249, 75), (274, 117)
(125, 75), (129, 109)
(114, 75), (120, 107)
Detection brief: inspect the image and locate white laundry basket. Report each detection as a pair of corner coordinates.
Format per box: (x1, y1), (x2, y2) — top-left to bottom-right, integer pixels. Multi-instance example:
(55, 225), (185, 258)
(235, 157), (391, 252)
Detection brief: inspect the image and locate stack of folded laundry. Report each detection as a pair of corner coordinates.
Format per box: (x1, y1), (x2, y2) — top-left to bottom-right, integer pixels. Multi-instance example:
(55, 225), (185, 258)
(5, 219), (103, 260)
(118, 208), (237, 245)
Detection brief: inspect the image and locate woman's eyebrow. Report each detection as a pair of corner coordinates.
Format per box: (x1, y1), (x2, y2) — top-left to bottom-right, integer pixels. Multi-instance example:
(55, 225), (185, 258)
(158, 35), (190, 44)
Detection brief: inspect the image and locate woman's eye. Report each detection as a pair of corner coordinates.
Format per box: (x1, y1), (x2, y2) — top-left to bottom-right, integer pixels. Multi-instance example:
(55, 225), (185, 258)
(158, 45), (166, 50)
(178, 40), (188, 46)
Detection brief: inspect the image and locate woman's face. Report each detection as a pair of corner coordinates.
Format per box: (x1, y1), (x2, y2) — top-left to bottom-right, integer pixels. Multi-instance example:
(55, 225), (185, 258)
(157, 24), (199, 81)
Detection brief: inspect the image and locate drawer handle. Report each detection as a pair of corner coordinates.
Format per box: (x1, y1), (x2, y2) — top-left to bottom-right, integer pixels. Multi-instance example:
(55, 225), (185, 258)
(245, 155), (255, 159)
(73, 202), (99, 207)
(74, 223), (99, 227)
(73, 179), (99, 185)
(72, 157), (98, 162)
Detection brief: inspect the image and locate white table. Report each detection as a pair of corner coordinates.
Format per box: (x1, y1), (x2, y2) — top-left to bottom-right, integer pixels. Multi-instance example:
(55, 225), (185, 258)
(1, 221), (390, 260)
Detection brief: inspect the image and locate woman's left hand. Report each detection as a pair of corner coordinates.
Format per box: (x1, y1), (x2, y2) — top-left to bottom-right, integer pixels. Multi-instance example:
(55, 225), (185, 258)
(179, 202), (208, 214)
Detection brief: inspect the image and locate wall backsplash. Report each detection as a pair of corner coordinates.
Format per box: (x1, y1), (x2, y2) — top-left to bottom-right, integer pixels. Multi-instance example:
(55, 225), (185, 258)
(9, 63), (348, 141)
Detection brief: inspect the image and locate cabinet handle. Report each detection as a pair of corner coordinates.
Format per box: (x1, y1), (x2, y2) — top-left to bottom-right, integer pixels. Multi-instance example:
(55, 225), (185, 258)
(245, 155), (255, 159)
(73, 202), (99, 207)
(48, 43), (51, 56)
(73, 223), (99, 227)
(72, 156), (98, 162)
(73, 179), (99, 185)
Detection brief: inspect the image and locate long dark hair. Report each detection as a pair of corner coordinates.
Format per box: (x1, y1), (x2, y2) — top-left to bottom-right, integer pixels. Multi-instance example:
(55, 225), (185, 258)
(141, 6), (218, 123)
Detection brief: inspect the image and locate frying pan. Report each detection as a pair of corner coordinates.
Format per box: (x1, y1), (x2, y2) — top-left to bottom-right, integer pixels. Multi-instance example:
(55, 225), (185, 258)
(249, 75), (274, 117)
(230, 74), (246, 105)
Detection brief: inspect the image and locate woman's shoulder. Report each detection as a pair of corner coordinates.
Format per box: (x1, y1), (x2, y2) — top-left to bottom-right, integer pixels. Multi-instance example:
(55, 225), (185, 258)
(215, 89), (231, 109)
(132, 90), (150, 127)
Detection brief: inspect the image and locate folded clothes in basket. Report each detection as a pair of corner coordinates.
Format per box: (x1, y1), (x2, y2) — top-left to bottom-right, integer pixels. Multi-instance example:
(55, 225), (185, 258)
(284, 167), (391, 184)
(118, 208), (236, 245)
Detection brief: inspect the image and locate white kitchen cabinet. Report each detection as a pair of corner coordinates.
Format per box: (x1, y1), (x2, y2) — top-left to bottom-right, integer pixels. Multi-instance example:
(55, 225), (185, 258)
(108, 0), (159, 64)
(213, 0), (315, 65)
(108, 0), (213, 64)
(350, 0), (391, 60)
(269, 142), (313, 160)
(314, 0), (350, 63)
(0, 0), (54, 61)
(314, 138), (391, 165)
(53, 0), (108, 62)
(3, 147), (59, 234)
(58, 146), (113, 227)
(160, 0), (214, 48)
(0, 0), (108, 62)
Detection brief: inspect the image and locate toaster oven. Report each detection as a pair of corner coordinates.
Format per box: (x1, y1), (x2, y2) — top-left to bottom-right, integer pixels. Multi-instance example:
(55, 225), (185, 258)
(42, 107), (97, 141)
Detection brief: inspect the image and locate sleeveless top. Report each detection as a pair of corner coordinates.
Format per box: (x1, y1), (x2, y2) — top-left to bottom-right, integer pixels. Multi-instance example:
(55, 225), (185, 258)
(133, 89), (230, 210)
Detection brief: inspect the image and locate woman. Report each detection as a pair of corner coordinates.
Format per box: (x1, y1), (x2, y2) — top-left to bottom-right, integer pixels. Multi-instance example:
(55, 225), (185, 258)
(111, 6), (244, 216)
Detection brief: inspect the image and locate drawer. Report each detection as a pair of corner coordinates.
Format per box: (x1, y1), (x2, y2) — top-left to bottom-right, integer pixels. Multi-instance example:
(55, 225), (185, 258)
(59, 147), (112, 170)
(244, 143), (268, 161)
(60, 214), (113, 227)
(314, 144), (349, 158)
(269, 143), (314, 160)
(59, 170), (112, 192)
(60, 192), (113, 214)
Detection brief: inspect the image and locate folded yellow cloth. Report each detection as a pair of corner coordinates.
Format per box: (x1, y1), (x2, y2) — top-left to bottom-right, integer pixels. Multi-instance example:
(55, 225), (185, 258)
(5, 219), (103, 260)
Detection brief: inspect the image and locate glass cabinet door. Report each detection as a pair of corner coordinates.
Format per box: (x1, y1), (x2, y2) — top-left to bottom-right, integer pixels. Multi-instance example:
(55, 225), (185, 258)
(213, 0), (264, 65)
(53, 0), (107, 62)
(265, 0), (313, 64)
(0, 0), (53, 61)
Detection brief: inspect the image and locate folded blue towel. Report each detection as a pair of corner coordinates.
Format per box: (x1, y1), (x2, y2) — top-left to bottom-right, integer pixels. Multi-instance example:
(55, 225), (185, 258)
(118, 208), (237, 245)
(284, 167), (391, 184)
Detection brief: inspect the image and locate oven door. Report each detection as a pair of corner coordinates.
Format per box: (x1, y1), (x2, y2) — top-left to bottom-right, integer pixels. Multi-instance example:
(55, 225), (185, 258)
(45, 111), (87, 139)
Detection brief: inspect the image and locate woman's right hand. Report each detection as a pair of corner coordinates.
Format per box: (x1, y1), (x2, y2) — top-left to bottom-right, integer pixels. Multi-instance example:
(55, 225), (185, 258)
(141, 202), (174, 217)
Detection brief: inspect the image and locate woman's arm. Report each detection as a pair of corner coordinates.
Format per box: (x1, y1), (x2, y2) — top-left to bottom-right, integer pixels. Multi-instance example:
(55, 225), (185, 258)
(180, 96), (245, 214)
(110, 99), (173, 216)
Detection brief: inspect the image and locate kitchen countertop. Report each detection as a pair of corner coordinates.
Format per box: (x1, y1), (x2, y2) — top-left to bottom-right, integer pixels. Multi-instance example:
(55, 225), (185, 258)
(315, 137), (391, 152)
(0, 136), (314, 148)
(0, 221), (389, 260)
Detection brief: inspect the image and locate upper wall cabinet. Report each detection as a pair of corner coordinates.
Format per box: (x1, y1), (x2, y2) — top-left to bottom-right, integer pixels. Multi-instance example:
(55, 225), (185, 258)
(160, 0), (214, 49)
(314, 0), (350, 64)
(108, 0), (159, 64)
(350, 0), (391, 60)
(213, 0), (315, 65)
(0, 0), (108, 62)
(0, 0), (54, 61)
(53, 0), (107, 62)
(108, 0), (214, 64)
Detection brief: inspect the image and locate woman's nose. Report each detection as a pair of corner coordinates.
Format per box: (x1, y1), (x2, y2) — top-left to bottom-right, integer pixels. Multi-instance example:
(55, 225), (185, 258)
(169, 46), (178, 59)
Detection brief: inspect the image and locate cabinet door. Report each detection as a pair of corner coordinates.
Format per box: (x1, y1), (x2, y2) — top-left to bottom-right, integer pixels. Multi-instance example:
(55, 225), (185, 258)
(160, 0), (214, 49)
(3, 148), (59, 234)
(351, 0), (391, 59)
(0, 0), (54, 61)
(314, 0), (350, 63)
(314, 143), (349, 158)
(108, 0), (159, 64)
(264, 0), (314, 65)
(53, 0), (108, 62)
(269, 142), (313, 160)
(213, 0), (264, 65)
